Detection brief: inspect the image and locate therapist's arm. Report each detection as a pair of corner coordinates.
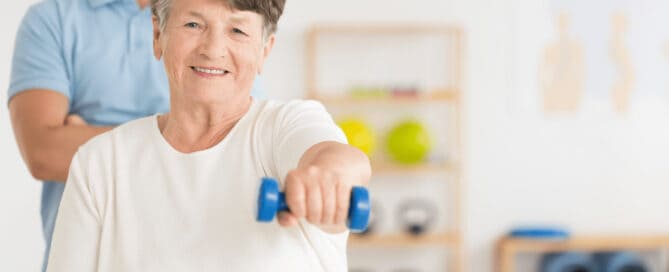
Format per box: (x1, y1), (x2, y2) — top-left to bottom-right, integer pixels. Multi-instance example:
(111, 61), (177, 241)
(9, 89), (113, 182)
(47, 152), (101, 271)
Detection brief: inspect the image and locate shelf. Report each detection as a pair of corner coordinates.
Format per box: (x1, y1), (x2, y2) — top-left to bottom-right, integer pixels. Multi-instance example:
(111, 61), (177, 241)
(349, 232), (460, 248)
(311, 90), (459, 106)
(308, 23), (463, 36)
(371, 161), (456, 175)
(498, 235), (669, 253)
(496, 234), (669, 272)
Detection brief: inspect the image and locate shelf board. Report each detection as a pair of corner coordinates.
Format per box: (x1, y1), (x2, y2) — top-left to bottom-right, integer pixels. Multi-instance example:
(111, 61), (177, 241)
(349, 232), (460, 248)
(311, 91), (458, 106)
(308, 23), (463, 35)
(499, 235), (669, 253)
(371, 161), (456, 175)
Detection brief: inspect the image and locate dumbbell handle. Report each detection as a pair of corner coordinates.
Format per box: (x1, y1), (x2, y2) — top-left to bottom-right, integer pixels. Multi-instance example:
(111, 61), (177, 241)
(257, 177), (371, 233)
(275, 193), (288, 212)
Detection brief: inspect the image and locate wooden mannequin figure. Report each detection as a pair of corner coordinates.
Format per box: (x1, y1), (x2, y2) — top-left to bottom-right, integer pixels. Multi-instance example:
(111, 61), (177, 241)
(540, 13), (585, 113)
(610, 12), (635, 113)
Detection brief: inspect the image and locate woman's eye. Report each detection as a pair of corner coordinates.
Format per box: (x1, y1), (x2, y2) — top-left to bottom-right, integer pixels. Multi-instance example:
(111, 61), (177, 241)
(185, 22), (200, 29)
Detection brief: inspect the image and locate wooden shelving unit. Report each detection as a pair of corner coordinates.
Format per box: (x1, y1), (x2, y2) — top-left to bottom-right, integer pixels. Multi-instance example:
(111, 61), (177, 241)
(305, 23), (465, 271)
(496, 235), (669, 272)
(311, 90), (459, 106)
(349, 232), (460, 248)
(371, 161), (457, 175)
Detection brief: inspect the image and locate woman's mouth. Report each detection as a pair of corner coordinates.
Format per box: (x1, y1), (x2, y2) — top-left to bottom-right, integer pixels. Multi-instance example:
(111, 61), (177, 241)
(191, 66), (229, 77)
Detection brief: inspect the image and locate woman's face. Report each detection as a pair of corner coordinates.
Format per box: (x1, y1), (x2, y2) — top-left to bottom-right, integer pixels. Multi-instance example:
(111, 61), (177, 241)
(153, 0), (274, 105)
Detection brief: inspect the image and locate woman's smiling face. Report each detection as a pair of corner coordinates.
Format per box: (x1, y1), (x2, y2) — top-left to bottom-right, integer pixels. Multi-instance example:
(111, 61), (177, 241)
(153, 0), (274, 104)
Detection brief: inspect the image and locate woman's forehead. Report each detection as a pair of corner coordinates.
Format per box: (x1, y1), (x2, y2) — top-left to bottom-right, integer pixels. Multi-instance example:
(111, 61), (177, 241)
(175, 4), (261, 23)
(172, 0), (253, 16)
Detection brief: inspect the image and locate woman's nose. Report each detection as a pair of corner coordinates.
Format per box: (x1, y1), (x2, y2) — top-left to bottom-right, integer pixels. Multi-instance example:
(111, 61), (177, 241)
(199, 30), (228, 59)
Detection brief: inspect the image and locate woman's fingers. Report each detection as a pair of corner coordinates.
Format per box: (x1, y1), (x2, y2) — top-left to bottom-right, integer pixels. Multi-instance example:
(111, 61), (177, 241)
(285, 171), (306, 219)
(282, 167), (351, 227)
(320, 172), (336, 225)
(306, 177), (323, 223)
(333, 180), (351, 226)
(277, 211), (298, 227)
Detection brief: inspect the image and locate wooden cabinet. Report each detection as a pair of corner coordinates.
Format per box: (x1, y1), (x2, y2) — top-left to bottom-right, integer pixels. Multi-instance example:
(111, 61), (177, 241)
(496, 235), (669, 272)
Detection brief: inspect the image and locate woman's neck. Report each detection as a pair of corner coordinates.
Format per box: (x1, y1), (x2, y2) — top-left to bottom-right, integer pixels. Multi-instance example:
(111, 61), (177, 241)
(158, 97), (253, 153)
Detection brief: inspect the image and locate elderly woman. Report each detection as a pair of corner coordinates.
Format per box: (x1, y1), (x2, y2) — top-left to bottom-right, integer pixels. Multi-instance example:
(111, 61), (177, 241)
(45, 0), (371, 271)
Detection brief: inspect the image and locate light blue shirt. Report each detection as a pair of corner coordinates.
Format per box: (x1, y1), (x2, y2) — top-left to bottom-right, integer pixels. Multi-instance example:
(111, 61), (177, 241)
(8, 0), (262, 270)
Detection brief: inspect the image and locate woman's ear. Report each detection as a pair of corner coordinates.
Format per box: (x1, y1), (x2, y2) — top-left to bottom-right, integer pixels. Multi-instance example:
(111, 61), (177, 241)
(257, 34), (276, 74)
(152, 16), (163, 60)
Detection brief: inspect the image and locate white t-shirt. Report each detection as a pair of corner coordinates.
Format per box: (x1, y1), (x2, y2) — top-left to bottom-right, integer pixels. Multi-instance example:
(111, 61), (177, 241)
(47, 100), (349, 272)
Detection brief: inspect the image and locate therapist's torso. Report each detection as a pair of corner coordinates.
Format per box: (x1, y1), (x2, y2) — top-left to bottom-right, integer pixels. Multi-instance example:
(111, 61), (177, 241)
(28, 1), (169, 270)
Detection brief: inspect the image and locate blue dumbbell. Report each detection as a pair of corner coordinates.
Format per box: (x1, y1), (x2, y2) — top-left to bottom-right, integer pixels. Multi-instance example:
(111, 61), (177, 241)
(257, 177), (371, 233)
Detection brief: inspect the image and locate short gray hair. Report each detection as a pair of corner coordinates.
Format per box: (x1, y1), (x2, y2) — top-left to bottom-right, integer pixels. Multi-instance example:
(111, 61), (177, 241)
(151, 0), (285, 40)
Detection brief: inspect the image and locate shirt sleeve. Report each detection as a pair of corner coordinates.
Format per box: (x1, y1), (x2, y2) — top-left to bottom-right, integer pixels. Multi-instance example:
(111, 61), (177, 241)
(8, 2), (70, 106)
(46, 152), (101, 271)
(272, 100), (348, 181)
(272, 100), (349, 271)
(298, 222), (349, 272)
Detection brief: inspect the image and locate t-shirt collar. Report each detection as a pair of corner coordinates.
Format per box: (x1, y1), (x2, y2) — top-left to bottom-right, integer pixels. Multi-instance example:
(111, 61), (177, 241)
(88, 0), (136, 8)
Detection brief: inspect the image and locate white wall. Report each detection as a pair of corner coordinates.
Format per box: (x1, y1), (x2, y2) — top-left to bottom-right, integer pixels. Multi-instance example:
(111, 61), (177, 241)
(3, 0), (669, 271)
(0, 0), (48, 270)
(466, 0), (669, 271)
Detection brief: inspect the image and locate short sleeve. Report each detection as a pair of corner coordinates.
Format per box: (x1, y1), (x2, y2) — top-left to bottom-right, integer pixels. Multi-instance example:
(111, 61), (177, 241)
(272, 100), (347, 181)
(47, 151), (101, 271)
(8, 2), (70, 106)
(298, 221), (349, 271)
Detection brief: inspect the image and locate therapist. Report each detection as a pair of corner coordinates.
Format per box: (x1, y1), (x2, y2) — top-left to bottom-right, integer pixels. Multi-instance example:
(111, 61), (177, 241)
(6, 0), (262, 271)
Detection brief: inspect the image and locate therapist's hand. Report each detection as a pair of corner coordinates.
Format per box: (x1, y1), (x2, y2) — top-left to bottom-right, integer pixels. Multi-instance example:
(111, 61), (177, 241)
(278, 166), (353, 233)
(65, 114), (87, 126)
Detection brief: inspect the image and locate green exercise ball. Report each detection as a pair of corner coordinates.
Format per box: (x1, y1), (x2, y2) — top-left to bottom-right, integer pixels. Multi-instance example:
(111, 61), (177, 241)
(337, 118), (376, 156)
(386, 120), (432, 164)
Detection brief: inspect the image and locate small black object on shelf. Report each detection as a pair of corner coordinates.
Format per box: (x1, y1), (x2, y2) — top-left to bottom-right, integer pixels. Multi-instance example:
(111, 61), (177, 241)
(397, 198), (437, 236)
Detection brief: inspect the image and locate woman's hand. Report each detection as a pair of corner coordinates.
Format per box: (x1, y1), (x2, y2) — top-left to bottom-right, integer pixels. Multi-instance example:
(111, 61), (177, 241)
(278, 166), (353, 233)
(279, 141), (371, 233)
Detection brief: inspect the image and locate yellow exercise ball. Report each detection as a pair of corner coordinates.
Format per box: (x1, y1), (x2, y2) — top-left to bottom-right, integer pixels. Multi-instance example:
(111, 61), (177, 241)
(386, 119), (432, 164)
(337, 118), (376, 156)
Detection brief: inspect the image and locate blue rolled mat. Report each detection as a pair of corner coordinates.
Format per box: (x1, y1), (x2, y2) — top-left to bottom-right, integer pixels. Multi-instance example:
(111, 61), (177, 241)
(593, 251), (648, 272)
(509, 227), (570, 239)
(541, 252), (598, 272)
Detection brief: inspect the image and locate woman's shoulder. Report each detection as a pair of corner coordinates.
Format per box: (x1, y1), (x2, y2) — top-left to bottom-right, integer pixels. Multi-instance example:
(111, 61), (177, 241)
(249, 99), (331, 130)
(257, 99), (329, 116)
(77, 116), (157, 158)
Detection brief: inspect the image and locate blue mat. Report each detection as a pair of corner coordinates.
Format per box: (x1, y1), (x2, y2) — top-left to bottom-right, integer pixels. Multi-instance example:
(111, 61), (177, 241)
(594, 251), (648, 272)
(541, 252), (598, 272)
(509, 227), (570, 239)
